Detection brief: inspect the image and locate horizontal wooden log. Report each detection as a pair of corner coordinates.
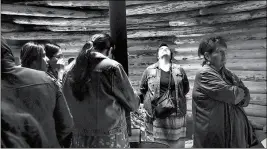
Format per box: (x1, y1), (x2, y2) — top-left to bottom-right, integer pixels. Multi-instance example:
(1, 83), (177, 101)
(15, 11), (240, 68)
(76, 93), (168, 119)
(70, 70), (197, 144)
(127, 40), (266, 56)
(174, 28), (267, 45)
(3, 22), (165, 32)
(126, 1), (234, 16)
(14, 1), (165, 9)
(127, 18), (267, 38)
(3, 17), (265, 40)
(127, 10), (200, 24)
(170, 8), (266, 26)
(128, 27), (266, 45)
(200, 1), (267, 15)
(12, 16), (109, 26)
(1, 23), (25, 32)
(244, 104), (267, 118)
(250, 94), (267, 106)
(176, 39), (266, 52)
(176, 49), (266, 60)
(2, 32), (101, 40)
(43, 28), (266, 49)
(247, 116), (266, 130)
(1, 4), (104, 18)
(14, 9), (265, 27)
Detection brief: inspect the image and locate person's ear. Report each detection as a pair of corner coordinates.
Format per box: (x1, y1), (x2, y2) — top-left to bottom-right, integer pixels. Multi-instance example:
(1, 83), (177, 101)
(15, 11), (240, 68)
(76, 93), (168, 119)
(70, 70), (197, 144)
(108, 47), (114, 59)
(204, 52), (211, 62)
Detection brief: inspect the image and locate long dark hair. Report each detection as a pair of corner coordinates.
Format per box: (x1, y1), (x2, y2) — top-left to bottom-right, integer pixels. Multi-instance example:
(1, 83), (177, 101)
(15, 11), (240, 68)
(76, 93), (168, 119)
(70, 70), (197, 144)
(69, 33), (113, 101)
(44, 43), (61, 59)
(68, 41), (93, 101)
(20, 42), (45, 69)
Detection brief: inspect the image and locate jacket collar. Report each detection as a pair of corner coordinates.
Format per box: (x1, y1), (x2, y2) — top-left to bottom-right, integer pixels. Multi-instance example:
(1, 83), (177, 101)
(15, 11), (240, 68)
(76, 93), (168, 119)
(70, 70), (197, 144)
(90, 51), (109, 60)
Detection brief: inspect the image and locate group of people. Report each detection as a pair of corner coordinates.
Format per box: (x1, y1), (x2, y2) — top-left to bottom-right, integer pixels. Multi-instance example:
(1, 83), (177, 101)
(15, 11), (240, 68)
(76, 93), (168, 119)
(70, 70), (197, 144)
(1, 33), (262, 148)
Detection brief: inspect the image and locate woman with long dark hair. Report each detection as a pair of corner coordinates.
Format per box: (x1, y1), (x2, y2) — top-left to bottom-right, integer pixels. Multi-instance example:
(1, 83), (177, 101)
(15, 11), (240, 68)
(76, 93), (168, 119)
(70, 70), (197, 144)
(139, 43), (189, 148)
(20, 42), (49, 71)
(62, 33), (139, 148)
(192, 36), (260, 147)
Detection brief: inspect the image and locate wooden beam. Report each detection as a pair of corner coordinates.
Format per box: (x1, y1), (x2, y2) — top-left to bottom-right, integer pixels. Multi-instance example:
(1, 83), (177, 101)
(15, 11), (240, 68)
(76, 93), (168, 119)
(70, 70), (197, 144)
(127, 40), (266, 57)
(128, 27), (266, 46)
(42, 26), (110, 32)
(2, 32), (101, 40)
(14, 1), (165, 8)
(1, 4), (104, 18)
(127, 18), (267, 38)
(244, 104), (267, 118)
(174, 27), (266, 45)
(247, 116), (266, 130)
(250, 94), (267, 106)
(1, 23), (25, 32)
(126, 1), (235, 16)
(200, 1), (267, 15)
(175, 39), (266, 52)
(175, 49), (266, 60)
(109, 0), (131, 136)
(12, 16), (109, 26)
(170, 8), (266, 26)
(11, 15), (171, 28)
(126, 9), (200, 24)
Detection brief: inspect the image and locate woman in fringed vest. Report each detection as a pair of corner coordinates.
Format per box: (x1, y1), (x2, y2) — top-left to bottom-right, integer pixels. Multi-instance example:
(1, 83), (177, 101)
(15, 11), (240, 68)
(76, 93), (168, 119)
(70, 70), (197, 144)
(139, 43), (189, 148)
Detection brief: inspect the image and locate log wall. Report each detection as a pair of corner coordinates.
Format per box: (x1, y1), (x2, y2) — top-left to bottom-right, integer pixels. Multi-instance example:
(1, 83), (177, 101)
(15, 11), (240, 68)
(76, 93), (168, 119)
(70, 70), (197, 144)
(1, 0), (266, 136)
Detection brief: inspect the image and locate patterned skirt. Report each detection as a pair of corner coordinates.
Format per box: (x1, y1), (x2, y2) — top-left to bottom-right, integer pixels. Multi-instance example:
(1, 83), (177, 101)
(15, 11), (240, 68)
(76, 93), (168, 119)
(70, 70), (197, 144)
(70, 130), (130, 148)
(145, 113), (186, 148)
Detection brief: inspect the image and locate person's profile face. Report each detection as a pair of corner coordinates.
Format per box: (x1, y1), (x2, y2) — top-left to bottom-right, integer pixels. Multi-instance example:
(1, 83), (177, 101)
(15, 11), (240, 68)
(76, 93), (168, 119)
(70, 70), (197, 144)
(48, 49), (64, 71)
(40, 49), (49, 72)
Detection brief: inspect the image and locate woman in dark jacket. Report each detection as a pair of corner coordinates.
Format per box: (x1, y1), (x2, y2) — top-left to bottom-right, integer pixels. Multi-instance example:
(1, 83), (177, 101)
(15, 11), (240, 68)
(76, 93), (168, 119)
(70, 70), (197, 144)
(62, 33), (140, 148)
(192, 36), (260, 148)
(139, 43), (189, 148)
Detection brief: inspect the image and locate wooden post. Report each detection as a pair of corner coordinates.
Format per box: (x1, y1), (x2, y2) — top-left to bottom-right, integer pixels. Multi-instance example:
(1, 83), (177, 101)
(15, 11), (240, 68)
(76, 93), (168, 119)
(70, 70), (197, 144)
(109, 0), (131, 136)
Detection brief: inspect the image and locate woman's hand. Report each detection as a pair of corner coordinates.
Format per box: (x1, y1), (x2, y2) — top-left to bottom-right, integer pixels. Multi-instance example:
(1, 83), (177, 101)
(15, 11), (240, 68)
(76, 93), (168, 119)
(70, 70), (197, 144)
(234, 87), (245, 105)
